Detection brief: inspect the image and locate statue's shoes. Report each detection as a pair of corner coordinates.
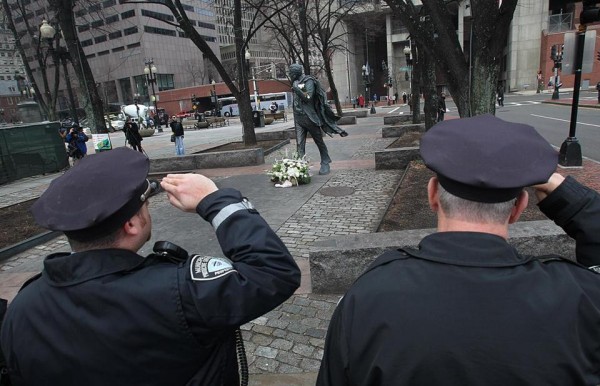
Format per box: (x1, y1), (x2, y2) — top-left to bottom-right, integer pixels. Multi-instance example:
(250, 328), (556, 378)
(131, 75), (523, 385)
(319, 163), (330, 175)
(340, 130), (348, 137)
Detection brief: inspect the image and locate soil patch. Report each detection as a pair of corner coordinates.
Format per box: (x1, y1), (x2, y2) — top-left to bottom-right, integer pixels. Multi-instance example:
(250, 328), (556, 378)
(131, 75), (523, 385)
(0, 200), (46, 250)
(378, 161), (548, 232)
(198, 140), (285, 154)
(387, 132), (422, 148)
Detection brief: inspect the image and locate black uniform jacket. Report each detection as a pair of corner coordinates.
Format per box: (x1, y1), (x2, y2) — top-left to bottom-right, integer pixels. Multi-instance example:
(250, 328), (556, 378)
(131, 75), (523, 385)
(1, 189), (300, 386)
(318, 176), (600, 385)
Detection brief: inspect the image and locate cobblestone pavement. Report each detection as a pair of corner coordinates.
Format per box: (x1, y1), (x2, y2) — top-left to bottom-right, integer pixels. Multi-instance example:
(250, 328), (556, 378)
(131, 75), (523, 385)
(0, 115), (396, 383)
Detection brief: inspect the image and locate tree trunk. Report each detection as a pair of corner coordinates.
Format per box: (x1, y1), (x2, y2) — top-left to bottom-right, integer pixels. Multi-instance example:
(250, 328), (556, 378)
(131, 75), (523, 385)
(234, 0), (256, 146)
(420, 45), (437, 130)
(298, 0), (310, 73)
(49, 0), (106, 133)
(323, 52), (342, 116)
(410, 44), (420, 124)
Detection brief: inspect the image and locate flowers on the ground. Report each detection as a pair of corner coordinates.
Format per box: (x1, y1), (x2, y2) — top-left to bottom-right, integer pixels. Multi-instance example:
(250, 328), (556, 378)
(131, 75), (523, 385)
(267, 152), (311, 187)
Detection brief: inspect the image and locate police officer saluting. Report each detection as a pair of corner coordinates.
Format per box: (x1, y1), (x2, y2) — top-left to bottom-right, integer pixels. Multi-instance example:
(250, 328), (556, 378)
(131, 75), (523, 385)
(318, 114), (600, 385)
(1, 147), (300, 385)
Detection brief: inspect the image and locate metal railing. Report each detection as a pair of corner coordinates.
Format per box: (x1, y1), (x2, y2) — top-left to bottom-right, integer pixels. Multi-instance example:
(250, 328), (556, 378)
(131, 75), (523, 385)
(548, 13), (572, 33)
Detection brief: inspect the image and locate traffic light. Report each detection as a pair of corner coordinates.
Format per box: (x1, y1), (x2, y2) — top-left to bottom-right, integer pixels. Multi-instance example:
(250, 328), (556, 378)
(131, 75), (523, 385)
(550, 45), (557, 61)
(191, 95), (200, 110)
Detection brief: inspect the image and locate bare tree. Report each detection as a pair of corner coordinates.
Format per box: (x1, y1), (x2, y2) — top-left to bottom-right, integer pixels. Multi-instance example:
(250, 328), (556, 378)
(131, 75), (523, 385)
(261, 0), (363, 115)
(183, 60), (204, 86)
(4, 0), (107, 132)
(384, 0), (518, 118)
(123, 0), (293, 146)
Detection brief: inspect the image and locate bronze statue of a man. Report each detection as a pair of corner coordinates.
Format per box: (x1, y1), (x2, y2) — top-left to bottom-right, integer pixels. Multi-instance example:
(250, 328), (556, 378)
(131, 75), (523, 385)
(288, 64), (348, 175)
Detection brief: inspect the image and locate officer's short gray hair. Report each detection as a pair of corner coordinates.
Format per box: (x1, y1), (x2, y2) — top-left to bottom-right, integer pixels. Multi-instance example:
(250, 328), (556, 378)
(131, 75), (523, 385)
(437, 182), (517, 224)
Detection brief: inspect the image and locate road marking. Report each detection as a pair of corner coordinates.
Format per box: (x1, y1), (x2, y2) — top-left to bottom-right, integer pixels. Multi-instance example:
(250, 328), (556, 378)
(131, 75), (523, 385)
(388, 107), (401, 114)
(531, 114), (600, 128)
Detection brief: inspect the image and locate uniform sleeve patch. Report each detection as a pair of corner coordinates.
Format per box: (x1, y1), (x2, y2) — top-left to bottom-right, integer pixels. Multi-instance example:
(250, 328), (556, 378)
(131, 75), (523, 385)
(189, 255), (237, 281)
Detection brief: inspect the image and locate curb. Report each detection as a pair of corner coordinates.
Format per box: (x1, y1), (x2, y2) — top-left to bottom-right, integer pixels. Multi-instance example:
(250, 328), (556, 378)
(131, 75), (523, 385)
(0, 230), (61, 262)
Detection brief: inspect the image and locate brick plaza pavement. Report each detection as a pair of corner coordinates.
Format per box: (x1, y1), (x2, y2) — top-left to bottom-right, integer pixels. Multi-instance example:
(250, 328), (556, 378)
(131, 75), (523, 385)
(2, 106), (600, 385)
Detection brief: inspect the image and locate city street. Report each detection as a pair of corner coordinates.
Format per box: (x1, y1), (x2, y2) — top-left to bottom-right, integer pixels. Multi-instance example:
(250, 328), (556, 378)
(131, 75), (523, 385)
(379, 90), (600, 161)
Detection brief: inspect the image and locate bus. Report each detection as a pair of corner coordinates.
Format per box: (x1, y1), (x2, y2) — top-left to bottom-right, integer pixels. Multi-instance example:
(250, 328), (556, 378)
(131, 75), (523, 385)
(219, 92), (293, 117)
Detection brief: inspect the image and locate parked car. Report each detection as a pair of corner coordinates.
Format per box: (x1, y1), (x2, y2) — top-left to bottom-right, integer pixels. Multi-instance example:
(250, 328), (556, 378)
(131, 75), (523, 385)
(176, 110), (194, 119)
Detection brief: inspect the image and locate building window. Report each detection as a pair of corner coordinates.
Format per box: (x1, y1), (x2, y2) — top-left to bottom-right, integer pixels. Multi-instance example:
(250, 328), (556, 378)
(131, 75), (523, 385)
(200, 35), (216, 42)
(121, 10), (135, 19)
(105, 15), (119, 24)
(143, 25), (176, 37)
(81, 39), (93, 47)
(75, 9), (87, 17)
(102, 0), (116, 7)
(123, 26), (138, 36)
(78, 24), (90, 32)
(112, 46), (125, 52)
(86, 53), (96, 59)
(141, 9), (174, 22)
(0, 76), (4, 80)
(157, 74), (174, 91)
(109, 30), (122, 40)
(196, 21), (215, 30)
(89, 3), (101, 12)
(98, 50), (110, 56)
(182, 4), (193, 12)
(127, 42), (141, 49)
(94, 35), (107, 44)
(91, 20), (105, 28)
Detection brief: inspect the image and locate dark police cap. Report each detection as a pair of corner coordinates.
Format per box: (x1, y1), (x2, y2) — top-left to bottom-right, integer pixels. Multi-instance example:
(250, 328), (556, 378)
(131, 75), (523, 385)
(31, 147), (160, 241)
(420, 114), (558, 203)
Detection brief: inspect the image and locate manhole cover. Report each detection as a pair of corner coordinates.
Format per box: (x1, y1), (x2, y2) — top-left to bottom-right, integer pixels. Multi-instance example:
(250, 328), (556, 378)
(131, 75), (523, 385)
(319, 186), (355, 197)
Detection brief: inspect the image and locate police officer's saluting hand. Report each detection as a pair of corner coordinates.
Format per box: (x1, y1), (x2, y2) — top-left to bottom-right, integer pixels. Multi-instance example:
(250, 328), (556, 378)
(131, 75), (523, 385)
(1, 147), (300, 386)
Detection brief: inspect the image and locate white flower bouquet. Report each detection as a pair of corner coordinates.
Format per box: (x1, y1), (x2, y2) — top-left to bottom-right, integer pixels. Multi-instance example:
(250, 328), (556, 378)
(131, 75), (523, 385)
(267, 152), (311, 187)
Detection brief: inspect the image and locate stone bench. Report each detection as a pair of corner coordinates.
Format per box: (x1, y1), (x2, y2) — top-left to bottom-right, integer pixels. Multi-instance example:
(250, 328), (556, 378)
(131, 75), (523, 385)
(375, 147), (421, 170)
(206, 117), (228, 127)
(309, 220), (575, 294)
(193, 121), (209, 129)
(265, 112), (287, 122)
(382, 123), (425, 138)
(342, 110), (368, 118)
(383, 114), (425, 126)
(337, 116), (356, 125)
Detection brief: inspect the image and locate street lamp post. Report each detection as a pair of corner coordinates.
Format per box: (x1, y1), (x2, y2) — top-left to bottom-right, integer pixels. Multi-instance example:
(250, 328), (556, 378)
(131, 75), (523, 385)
(144, 58), (162, 132)
(39, 19), (79, 125)
(245, 49), (260, 110)
(382, 60), (392, 106)
(362, 63), (375, 114)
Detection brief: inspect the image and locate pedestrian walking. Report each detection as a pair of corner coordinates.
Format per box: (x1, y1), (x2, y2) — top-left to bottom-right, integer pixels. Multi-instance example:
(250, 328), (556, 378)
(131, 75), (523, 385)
(123, 117), (144, 153)
(497, 84), (505, 107)
(169, 115), (185, 156)
(596, 81), (600, 104)
(437, 93), (447, 122)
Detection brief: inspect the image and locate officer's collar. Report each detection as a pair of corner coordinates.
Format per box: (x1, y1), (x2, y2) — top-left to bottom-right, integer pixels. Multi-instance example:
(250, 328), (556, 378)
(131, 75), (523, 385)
(409, 232), (533, 268)
(43, 249), (146, 287)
